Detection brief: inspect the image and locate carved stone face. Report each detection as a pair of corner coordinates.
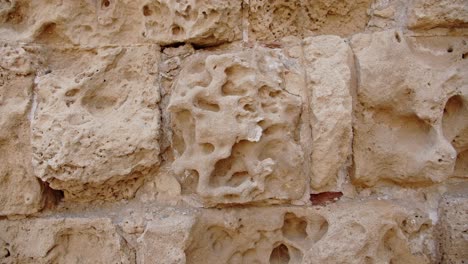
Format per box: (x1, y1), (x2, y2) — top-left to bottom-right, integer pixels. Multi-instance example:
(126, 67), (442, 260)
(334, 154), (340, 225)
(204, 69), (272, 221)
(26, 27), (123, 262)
(169, 47), (305, 205)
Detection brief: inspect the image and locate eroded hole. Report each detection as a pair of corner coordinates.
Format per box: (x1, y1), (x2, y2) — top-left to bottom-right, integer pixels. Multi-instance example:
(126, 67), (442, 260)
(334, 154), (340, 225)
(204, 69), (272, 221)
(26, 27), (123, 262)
(181, 169), (199, 194)
(442, 95), (465, 140)
(454, 150), (468, 177)
(282, 213), (307, 241)
(447, 47), (453, 53)
(143, 5), (152, 16)
(65, 88), (79, 97)
(224, 65), (251, 82)
(195, 97), (220, 112)
(243, 104), (255, 112)
(2, 247), (10, 258)
(269, 244), (290, 264)
(269, 90), (281, 98)
(171, 24), (184, 36)
(308, 214), (329, 243)
(200, 143), (215, 154)
(257, 120), (267, 129)
(221, 81), (246, 96)
(394, 32), (401, 43)
(101, 0), (110, 8)
(228, 171), (250, 187)
(39, 22), (56, 36)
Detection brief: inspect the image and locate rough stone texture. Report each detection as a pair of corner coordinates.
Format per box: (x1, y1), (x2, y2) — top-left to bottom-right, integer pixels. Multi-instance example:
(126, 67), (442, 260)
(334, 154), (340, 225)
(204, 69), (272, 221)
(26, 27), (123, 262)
(142, 0), (242, 46)
(31, 45), (161, 201)
(0, 0), (467, 263)
(407, 0), (468, 29)
(0, 217), (134, 263)
(187, 200), (432, 264)
(0, 43), (44, 215)
(0, 0), (143, 47)
(248, 0), (373, 41)
(303, 35), (353, 190)
(135, 213), (196, 264)
(351, 30), (468, 186)
(169, 46), (306, 206)
(0, 0), (242, 47)
(366, 0), (408, 31)
(438, 191), (468, 263)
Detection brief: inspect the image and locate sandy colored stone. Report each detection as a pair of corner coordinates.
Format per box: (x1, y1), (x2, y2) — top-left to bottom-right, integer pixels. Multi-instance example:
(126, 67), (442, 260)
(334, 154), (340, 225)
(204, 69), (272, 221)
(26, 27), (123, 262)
(136, 213), (196, 264)
(0, 1), (467, 262)
(0, 0), (145, 47)
(0, 0), (241, 47)
(437, 185), (468, 263)
(142, 0), (242, 46)
(31, 45), (161, 201)
(186, 200), (432, 264)
(351, 30), (468, 186)
(444, 90), (468, 179)
(407, 0), (468, 29)
(169, 46), (306, 206)
(303, 35), (353, 190)
(366, 0), (407, 30)
(0, 217), (134, 263)
(0, 43), (44, 216)
(248, 0), (372, 41)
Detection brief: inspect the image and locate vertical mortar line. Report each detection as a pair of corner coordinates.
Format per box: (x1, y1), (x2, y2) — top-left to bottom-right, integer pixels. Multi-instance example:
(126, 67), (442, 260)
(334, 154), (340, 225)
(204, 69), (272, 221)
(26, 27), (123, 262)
(299, 38), (313, 203)
(241, 0), (250, 45)
(347, 37), (361, 187)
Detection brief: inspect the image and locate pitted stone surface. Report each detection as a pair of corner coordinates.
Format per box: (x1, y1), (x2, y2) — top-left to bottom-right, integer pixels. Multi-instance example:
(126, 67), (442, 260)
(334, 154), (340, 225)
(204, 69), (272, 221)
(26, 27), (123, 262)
(31, 45), (161, 201)
(248, 0), (372, 41)
(186, 200), (432, 264)
(437, 189), (468, 263)
(0, 43), (44, 215)
(142, 0), (242, 46)
(0, 217), (134, 263)
(351, 30), (468, 186)
(169, 47), (305, 206)
(0, 0), (241, 47)
(0, 1), (466, 263)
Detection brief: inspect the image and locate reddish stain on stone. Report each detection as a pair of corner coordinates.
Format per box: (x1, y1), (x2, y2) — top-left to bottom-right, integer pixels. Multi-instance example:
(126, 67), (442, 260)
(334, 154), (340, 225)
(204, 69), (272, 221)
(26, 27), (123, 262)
(310, 192), (343, 206)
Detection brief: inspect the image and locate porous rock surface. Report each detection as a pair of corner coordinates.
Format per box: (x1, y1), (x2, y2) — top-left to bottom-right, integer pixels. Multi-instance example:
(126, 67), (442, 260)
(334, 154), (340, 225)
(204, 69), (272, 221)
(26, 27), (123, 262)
(352, 30), (468, 186)
(31, 45), (161, 201)
(0, 43), (44, 215)
(169, 46), (306, 206)
(0, 0), (467, 263)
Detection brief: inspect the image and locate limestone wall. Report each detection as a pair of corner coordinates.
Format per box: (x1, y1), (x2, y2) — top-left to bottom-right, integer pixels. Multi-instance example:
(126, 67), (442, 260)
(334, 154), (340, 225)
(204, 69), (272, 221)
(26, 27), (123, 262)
(0, 0), (467, 263)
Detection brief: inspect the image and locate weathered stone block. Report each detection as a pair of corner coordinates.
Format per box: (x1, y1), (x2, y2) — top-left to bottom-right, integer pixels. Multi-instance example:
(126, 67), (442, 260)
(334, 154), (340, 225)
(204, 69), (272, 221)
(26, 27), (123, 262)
(437, 187), (468, 264)
(187, 200), (432, 263)
(408, 0), (468, 29)
(0, 0), (242, 47)
(0, 43), (44, 216)
(0, 217), (133, 263)
(0, 0), (144, 47)
(31, 45), (161, 201)
(303, 35), (353, 190)
(351, 30), (468, 186)
(168, 46), (307, 206)
(136, 213), (196, 264)
(142, 0), (242, 46)
(248, 0), (372, 41)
